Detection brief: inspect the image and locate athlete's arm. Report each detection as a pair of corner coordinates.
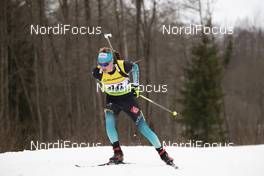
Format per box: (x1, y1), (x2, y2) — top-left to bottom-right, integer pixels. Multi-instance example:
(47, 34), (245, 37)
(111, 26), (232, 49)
(124, 61), (139, 86)
(92, 66), (102, 81)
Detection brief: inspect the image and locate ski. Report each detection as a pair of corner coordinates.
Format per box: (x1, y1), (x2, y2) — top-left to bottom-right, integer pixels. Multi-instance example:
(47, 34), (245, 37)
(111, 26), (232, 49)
(97, 161), (127, 166)
(75, 161), (178, 169)
(75, 161), (132, 168)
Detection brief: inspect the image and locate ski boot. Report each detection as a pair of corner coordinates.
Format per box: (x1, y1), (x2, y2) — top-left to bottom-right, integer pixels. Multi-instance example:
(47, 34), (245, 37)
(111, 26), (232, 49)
(157, 148), (174, 166)
(109, 146), (124, 164)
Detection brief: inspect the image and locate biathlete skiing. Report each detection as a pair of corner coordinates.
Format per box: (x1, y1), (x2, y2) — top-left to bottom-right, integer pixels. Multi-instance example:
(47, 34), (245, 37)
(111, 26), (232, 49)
(92, 46), (176, 167)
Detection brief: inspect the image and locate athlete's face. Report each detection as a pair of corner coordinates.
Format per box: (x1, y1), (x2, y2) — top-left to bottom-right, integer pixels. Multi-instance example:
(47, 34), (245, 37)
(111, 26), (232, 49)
(101, 61), (114, 73)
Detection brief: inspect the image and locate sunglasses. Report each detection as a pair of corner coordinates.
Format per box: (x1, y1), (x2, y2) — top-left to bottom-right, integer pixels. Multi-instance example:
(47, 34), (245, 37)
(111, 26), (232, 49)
(98, 62), (110, 67)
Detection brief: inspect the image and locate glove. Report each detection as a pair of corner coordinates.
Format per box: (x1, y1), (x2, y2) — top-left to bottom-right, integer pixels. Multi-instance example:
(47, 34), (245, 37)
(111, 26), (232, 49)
(113, 50), (121, 60)
(131, 84), (140, 98)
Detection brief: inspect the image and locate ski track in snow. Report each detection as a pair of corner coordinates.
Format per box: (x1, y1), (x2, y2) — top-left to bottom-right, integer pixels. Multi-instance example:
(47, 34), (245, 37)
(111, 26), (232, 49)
(1, 145), (264, 176)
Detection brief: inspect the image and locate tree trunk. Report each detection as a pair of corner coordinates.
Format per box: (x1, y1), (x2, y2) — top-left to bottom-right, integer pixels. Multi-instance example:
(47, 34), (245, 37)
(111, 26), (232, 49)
(0, 0), (9, 151)
(60, 0), (73, 137)
(136, 0), (141, 58)
(142, 0), (156, 122)
(119, 0), (128, 59)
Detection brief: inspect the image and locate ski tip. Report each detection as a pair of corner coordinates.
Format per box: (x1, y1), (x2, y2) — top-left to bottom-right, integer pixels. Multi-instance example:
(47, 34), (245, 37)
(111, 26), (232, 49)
(168, 162), (179, 169)
(171, 164), (179, 169)
(173, 165), (179, 169)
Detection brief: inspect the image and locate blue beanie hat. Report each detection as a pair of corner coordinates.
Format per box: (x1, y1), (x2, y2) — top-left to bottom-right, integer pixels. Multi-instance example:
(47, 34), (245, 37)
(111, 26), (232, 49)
(97, 52), (113, 63)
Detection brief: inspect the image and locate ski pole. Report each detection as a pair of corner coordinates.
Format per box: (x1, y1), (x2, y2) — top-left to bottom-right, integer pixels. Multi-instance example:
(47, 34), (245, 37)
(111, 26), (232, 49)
(103, 33), (120, 62)
(103, 33), (114, 51)
(139, 95), (178, 117)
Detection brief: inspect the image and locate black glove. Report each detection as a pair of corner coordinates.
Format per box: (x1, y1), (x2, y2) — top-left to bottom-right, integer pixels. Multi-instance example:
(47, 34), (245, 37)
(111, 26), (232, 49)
(131, 84), (140, 98)
(113, 50), (121, 60)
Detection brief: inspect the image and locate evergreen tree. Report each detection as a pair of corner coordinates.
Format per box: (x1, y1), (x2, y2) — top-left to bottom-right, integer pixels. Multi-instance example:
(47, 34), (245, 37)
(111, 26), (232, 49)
(179, 21), (225, 143)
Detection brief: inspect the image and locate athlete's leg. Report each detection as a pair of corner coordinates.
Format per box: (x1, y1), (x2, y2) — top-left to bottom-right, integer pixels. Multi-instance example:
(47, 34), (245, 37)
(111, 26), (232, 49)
(104, 109), (119, 144)
(136, 112), (162, 148)
(104, 101), (123, 163)
(122, 94), (174, 165)
(121, 94), (162, 148)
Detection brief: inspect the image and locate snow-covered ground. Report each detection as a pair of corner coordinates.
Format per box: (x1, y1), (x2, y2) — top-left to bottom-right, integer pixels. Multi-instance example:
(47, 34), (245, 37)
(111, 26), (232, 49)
(1, 145), (264, 176)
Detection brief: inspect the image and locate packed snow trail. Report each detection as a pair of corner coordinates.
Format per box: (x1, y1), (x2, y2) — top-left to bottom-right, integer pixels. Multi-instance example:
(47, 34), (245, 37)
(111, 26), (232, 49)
(1, 145), (264, 176)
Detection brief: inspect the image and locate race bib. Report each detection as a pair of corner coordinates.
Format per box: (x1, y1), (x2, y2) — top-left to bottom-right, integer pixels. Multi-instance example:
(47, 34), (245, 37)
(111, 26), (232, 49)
(103, 78), (130, 94)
